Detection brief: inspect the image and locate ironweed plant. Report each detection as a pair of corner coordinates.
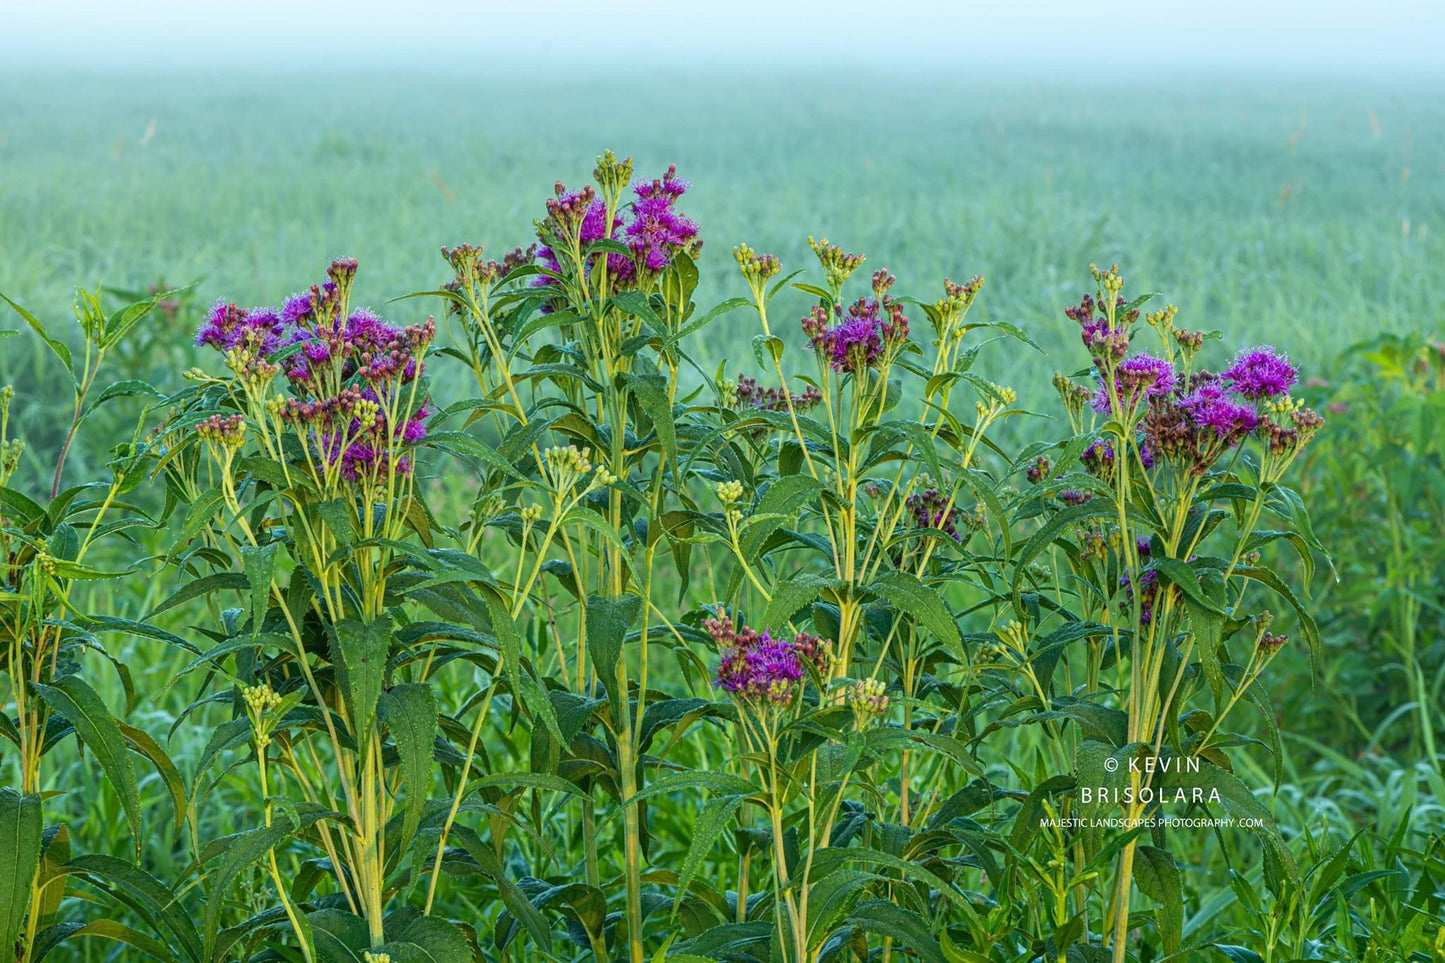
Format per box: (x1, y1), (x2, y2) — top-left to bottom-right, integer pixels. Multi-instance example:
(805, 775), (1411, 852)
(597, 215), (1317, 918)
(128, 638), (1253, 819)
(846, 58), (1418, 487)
(0, 286), (188, 963)
(0, 153), (1343, 962)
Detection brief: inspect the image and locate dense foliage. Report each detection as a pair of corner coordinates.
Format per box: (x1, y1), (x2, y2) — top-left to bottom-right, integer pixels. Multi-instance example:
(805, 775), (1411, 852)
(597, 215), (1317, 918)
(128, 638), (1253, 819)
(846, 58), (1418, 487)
(1, 153), (1440, 963)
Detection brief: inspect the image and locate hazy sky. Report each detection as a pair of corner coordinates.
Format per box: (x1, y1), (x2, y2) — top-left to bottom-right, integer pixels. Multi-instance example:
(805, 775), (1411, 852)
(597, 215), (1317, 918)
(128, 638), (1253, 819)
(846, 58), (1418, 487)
(6, 0), (1444, 75)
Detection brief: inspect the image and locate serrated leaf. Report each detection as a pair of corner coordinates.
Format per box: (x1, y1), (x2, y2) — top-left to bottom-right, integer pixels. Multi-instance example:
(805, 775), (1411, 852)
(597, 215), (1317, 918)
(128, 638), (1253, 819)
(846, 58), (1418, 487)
(378, 684), (436, 849)
(32, 676), (142, 853)
(0, 789), (42, 955)
(1132, 845), (1182, 953)
(331, 616), (390, 739)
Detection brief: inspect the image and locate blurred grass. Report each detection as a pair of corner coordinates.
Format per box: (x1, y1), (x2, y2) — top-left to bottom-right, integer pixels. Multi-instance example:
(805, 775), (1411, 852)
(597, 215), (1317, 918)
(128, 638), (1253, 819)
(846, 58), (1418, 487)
(2, 67), (1441, 380)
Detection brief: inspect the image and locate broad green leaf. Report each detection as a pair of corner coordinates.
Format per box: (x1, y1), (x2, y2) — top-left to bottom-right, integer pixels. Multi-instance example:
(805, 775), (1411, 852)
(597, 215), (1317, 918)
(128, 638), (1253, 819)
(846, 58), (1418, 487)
(1133, 845), (1182, 953)
(0, 789), (42, 955)
(119, 722), (188, 841)
(63, 854), (203, 963)
(673, 795), (743, 914)
(868, 571), (961, 652)
(585, 593), (642, 723)
(845, 900), (945, 963)
(763, 574), (830, 631)
(331, 615), (391, 738)
(32, 676), (142, 853)
(378, 684), (436, 849)
(240, 542), (277, 638)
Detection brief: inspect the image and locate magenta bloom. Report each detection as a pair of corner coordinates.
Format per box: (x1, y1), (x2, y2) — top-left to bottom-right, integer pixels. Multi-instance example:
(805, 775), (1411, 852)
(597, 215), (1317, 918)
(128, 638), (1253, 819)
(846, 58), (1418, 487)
(533, 192), (633, 288)
(1223, 347), (1297, 400)
(1180, 386), (1259, 439)
(716, 630), (804, 705)
(195, 300), (286, 355)
(624, 166), (700, 274)
(1095, 353), (1177, 413)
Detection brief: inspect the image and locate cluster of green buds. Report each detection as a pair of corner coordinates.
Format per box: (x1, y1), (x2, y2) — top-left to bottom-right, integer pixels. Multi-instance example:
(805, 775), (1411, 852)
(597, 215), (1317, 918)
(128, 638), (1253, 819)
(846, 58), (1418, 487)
(1077, 527), (1112, 562)
(32, 537), (57, 577)
(224, 337), (281, 392)
(807, 236), (865, 299)
(716, 479), (745, 525)
(1052, 371), (1093, 429)
(834, 677), (889, 729)
(931, 275), (984, 347)
(979, 619), (1031, 665)
(542, 445), (615, 496)
(593, 149), (635, 206)
(362, 952), (391, 963)
(519, 503), (543, 526)
(733, 243), (781, 302)
(717, 377), (739, 408)
(1090, 262), (1125, 299)
(242, 682), (284, 750)
(975, 382), (1016, 421)
(0, 385), (21, 486)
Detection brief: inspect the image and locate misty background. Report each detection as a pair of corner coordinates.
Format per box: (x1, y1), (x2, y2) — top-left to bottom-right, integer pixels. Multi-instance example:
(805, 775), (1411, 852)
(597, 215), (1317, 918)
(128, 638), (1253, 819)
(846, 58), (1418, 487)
(1, 0), (1442, 453)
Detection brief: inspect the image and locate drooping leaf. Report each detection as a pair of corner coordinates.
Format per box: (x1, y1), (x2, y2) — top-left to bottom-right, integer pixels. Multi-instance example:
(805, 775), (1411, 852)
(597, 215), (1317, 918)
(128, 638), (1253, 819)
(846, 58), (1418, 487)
(32, 676), (142, 853)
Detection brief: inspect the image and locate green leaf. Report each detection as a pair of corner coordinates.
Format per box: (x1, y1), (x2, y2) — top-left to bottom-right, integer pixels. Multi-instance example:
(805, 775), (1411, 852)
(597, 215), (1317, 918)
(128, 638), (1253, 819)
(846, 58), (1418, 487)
(378, 684), (436, 849)
(51, 919), (175, 961)
(62, 854), (203, 963)
(479, 587), (565, 746)
(240, 542), (277, 638)
(449, 825), (552, 952)
(868, 571), (961, 653)
(845, 900), (945, 963)
(145, 572), (249, 619)
(32, 676), (142, 853)
(375, 916), (474, 963)
(426, 430), (525, 481)
(1151, 557), (1225, 615)
(202, 812), (312, 957)
(674, 795), (743, 914)
(0, 789), (42, 956)
(1, 292), (74, 388)
(1132, 845), (1182, 953)
(585, 593), (642, 724)
(119, 722), (188, 842)
(763, 574), (830, 631)
(331, 616), (391, 739)
(626, 372), (678, 482)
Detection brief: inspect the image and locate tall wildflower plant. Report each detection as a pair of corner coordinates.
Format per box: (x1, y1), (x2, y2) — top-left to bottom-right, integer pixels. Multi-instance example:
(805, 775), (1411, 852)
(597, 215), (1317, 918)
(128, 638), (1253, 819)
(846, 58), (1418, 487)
(153, 261), (456, 958)
(0, 288), (188, 963)
(1009, 265), (1327, 960)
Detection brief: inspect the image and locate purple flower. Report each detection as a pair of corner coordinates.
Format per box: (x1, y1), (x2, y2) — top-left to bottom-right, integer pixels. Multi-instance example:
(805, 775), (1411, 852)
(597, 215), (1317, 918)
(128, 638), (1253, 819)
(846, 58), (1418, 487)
(715, 625), (832, 706)
(195, 300), (286, 354)
(624, 166), (700, 274)
(804, 295), (908, 373)
(906, 487), (959, 541)
(1095, 353), (1177, 413)
(1180, 387), (1259, 439)
(1223, 346), (1297, 400)
(533, 188), (633, 295)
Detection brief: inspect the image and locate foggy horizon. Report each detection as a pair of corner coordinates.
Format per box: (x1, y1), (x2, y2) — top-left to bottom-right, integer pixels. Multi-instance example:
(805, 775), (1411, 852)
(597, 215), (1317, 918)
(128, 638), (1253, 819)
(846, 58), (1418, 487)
(6, 0), (1445, 79)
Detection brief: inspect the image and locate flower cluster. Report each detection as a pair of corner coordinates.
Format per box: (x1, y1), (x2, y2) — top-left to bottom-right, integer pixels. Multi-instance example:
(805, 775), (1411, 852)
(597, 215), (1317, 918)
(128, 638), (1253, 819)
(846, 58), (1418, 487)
(905, 482), (960, 541)
(1025, 456), (1052, 485)
(834, 677), (889, 728)
(802, 293), (909, 374)
(807, 237), (865, 293)
(1065, 289), (1137, 364)
(625, 165), (701, 274)
(533, 163), (700, 296)
(730, 373), (822, 413)
(707, 613), (831, 707)
(194, 260), (435, 488)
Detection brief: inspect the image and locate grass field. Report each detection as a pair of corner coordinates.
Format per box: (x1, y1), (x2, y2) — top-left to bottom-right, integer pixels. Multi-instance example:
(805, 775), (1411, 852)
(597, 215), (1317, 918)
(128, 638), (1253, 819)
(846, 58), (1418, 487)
(3, 66), (1445, 961)
(3, 68), (1442, 370)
